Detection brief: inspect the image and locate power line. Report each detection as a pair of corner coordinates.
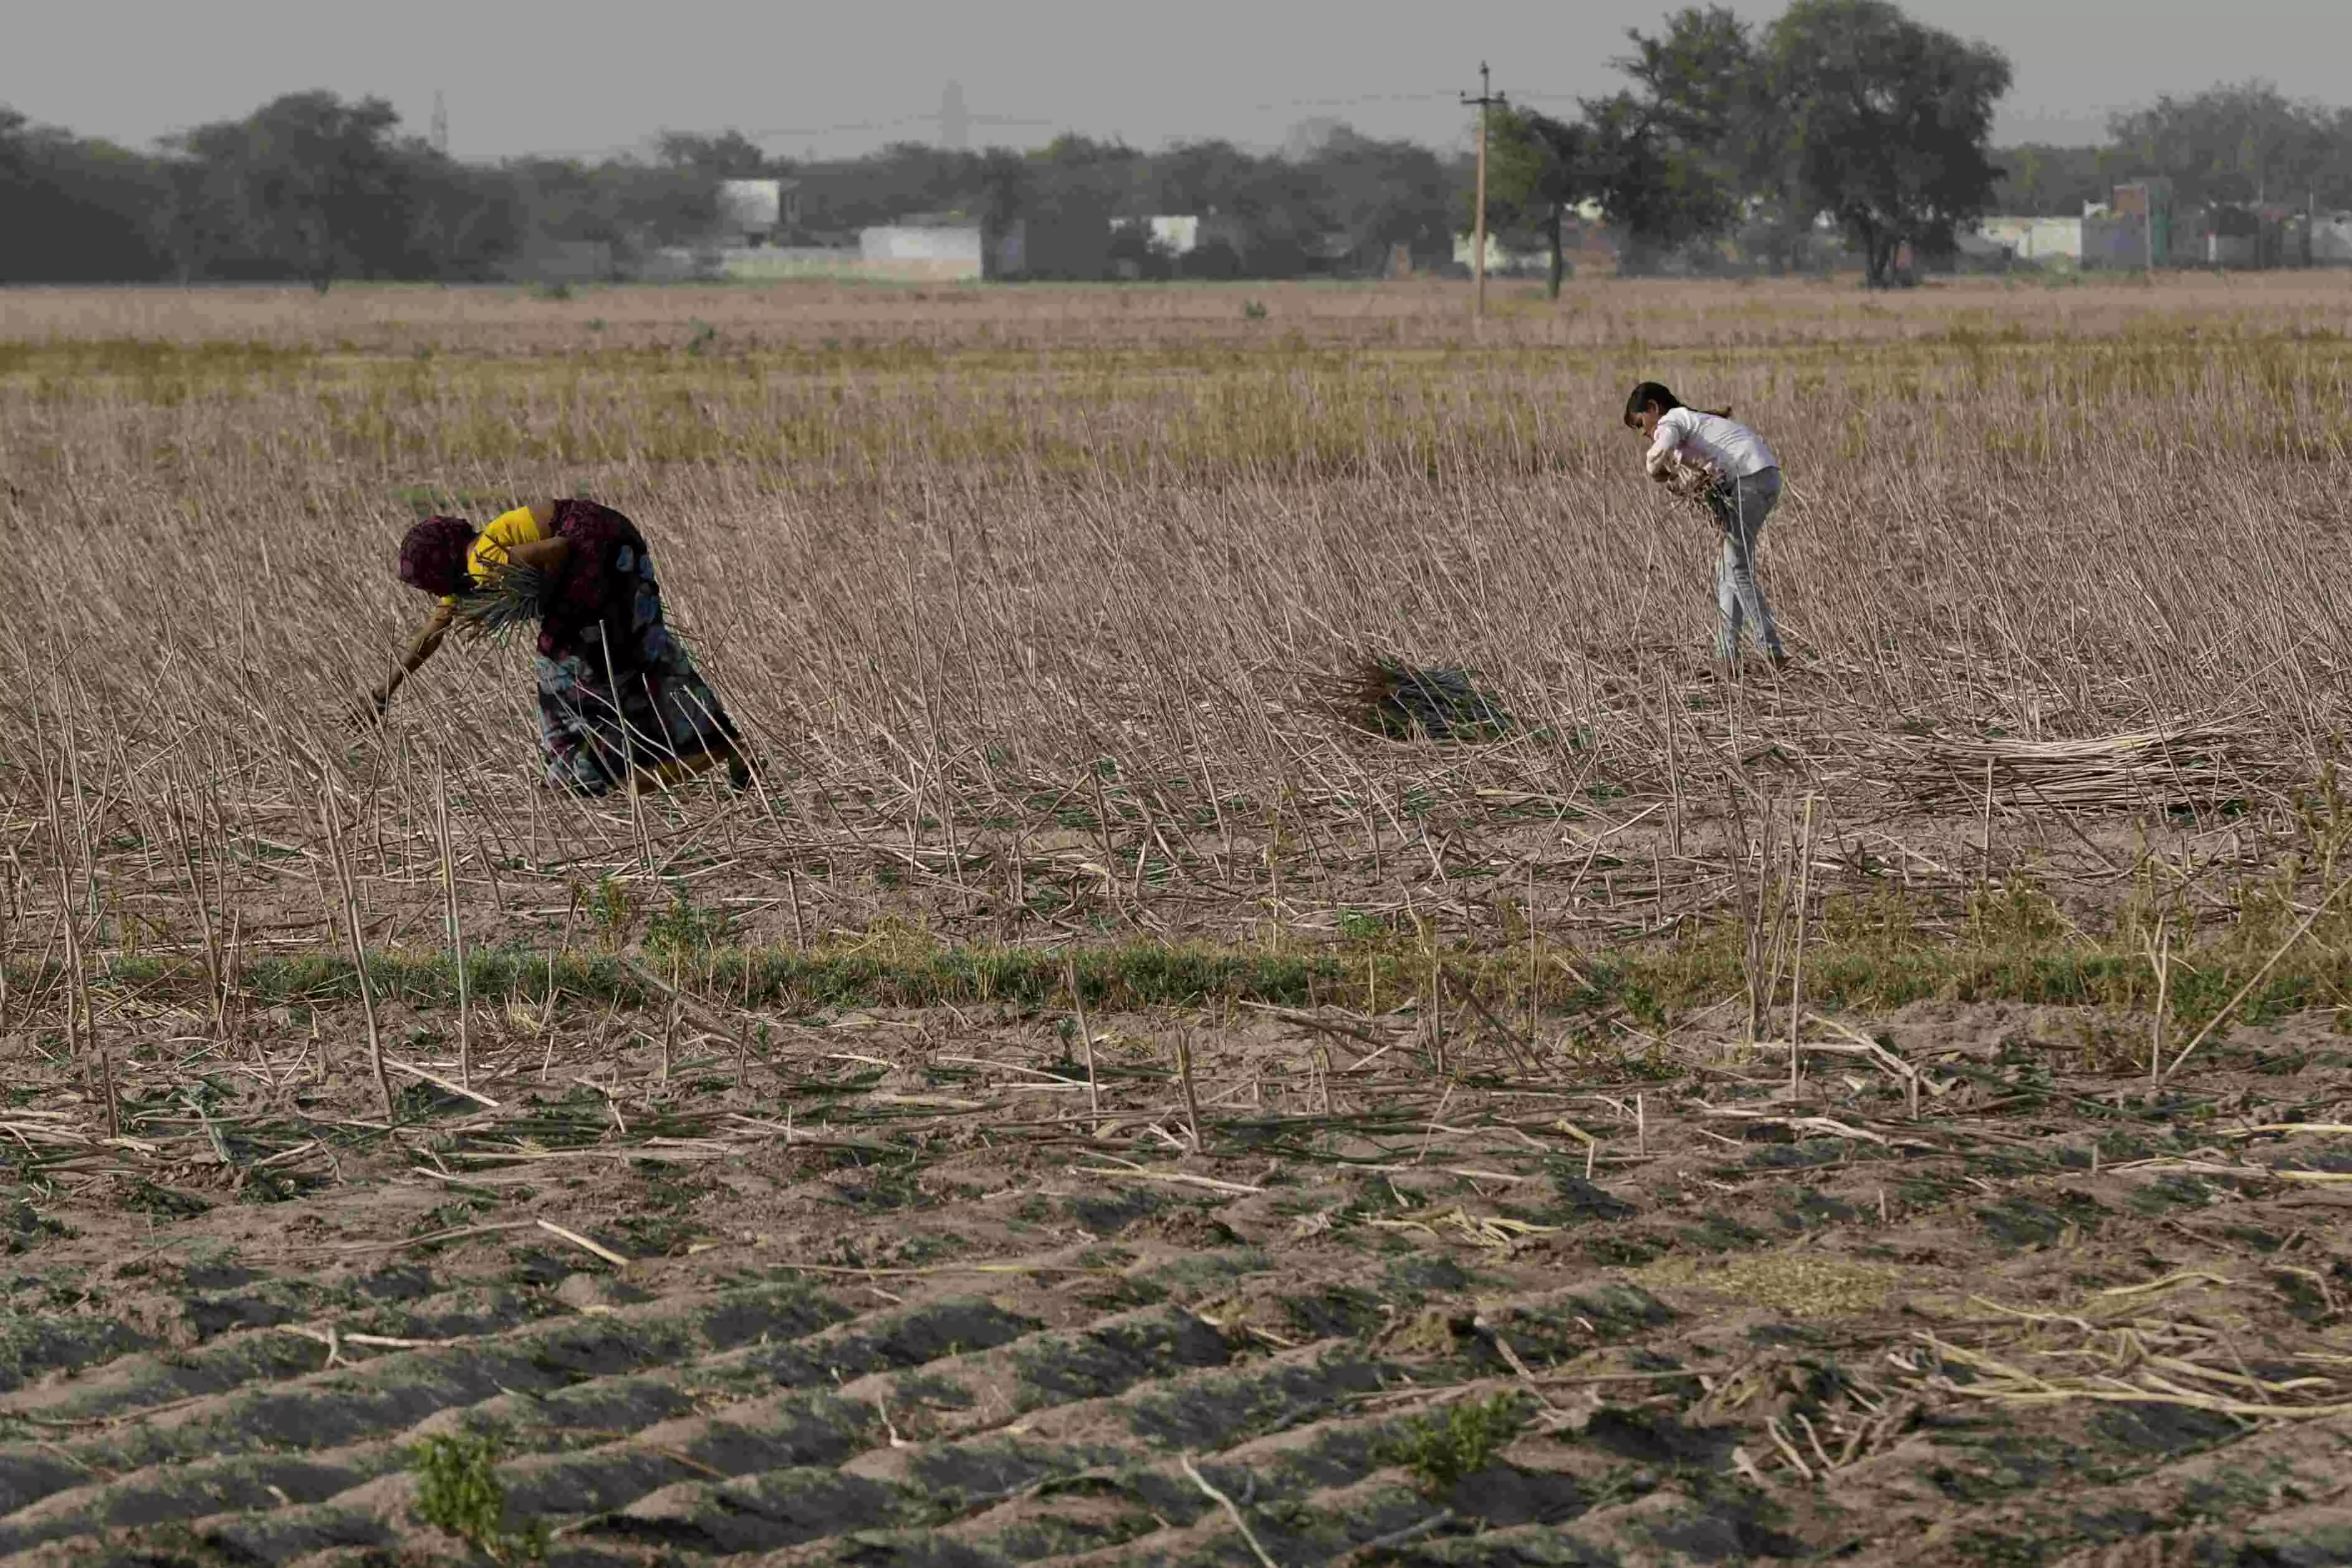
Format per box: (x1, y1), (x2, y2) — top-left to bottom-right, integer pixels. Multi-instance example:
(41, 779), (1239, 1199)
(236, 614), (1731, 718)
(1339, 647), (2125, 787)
(1249, 91), (1462, 112)
(471, 85), (1592, 165)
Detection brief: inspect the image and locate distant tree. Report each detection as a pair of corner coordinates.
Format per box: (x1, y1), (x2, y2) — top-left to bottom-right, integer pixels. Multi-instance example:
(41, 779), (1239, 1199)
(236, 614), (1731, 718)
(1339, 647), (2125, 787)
(508, 158), (623, 253)
(2108, 82), (2346, 208)
(0, 108), (170, 282)
(1305, 127), (1457, 275)
(1988, 143), (2121, 216)
(1030, 132), (1135, 167)
(172, 92), (416, 290)
(973, 148), (1030, 230)
(1149, 140), (1260, 216)
(655, 129), (781, 179)
(1484, 108), (1590, 296)
(1578, 90), (1738, 273)
(1619, 6), (1767, 174)
(154, 145), (260, 282)
(794, 142), (993, 232)
(1618, 6), (1826, 270)
(403, 151), (524, 279)
(1131, 138), (1317, 276)
(600, 158), (721, 250)
(1764, 0), (2012, 285)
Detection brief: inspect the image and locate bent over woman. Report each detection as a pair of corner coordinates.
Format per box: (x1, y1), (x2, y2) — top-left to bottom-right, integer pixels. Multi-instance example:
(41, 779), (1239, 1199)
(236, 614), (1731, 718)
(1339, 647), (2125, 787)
(373, 499), (751, 796)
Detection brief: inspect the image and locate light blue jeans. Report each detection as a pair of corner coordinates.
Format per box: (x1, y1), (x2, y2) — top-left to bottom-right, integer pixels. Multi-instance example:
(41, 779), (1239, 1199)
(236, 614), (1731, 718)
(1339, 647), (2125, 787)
(1703, 468), (1785, 661)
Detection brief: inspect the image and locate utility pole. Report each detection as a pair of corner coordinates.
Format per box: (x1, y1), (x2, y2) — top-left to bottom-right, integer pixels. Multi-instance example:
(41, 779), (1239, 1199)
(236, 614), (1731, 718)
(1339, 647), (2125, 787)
(431, 90), (449, 157)
(1462, 62), (1507, 320)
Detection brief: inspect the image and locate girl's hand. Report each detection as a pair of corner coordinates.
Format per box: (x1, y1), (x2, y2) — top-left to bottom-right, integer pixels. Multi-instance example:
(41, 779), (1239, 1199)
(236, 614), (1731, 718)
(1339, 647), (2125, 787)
(1664, 459), (1717, 500)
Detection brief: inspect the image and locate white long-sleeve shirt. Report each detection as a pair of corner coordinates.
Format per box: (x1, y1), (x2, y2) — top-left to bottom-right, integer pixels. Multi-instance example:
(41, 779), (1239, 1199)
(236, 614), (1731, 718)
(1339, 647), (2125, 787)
(1645, 407), (1777, 482)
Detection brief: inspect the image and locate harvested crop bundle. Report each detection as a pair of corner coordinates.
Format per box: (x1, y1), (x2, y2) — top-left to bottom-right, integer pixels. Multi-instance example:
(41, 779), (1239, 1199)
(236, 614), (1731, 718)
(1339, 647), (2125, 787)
(1330, 653), (1514, 742)
(449, 560), (551, 643)
(1869, 722), (2286, 811)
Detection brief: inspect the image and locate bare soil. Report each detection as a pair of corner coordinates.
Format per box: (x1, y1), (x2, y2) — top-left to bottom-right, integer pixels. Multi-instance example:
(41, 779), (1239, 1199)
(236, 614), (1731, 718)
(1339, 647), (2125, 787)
(0, 998), (2345, 1567)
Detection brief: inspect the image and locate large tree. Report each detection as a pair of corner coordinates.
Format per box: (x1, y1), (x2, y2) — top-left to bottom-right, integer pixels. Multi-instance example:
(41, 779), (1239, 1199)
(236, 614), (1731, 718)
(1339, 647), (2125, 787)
(171, 92), (416, 290)
(1578, 90), (1739, 273)
(1764, 0), (2010, 285)
(404, 151), (524, 280)
(1303, 127), (1458, 274)
(1525, 6), (1766, 276)
(1619, 6), (1766, 180)
(0, 108), (170, 282)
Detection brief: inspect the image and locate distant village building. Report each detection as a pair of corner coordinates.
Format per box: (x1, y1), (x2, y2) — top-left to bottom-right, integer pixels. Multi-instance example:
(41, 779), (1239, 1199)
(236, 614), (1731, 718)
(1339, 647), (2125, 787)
(1964, 177), (2352, 273)
(2112, 181), (2172, 261)
(1971, 198), (2153, 270)
(715, 179), (801, 246)
(1139, 216), (1198, 256)
(1452, 232), (1549, 274)
(1973, 215), (2089, 263)
(860, 218), (987, 281)
(2313, 215), (2352, 265)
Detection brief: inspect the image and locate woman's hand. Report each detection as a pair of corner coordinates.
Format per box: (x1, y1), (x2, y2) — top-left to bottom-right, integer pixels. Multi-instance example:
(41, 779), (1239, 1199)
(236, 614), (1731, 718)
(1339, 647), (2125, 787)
(357, 604), (453, 729)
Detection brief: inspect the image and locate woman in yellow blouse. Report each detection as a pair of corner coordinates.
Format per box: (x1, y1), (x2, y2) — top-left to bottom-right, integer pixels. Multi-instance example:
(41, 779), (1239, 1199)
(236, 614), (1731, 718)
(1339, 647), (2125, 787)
(374, 500), (750, 796)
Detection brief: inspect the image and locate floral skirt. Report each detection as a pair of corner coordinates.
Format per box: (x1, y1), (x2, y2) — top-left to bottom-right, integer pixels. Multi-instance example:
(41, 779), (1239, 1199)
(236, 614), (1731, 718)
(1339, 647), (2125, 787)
(532, 542), (743, 796)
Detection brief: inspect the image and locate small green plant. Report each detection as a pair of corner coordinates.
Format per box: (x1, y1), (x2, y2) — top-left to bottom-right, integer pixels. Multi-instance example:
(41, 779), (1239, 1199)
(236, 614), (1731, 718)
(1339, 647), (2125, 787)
(645, 884), (733, 961)
(1242, 299), (1269, 320)
(1822, 886), (1932, 960)
(686, 318), (719, 355)
(587, 874), (637, 952)
(412, 1431), (547, 1564)
(1381, 1392), (1529, 1493)
(529, 280), (574, 302)
(1968, 874), (2070, 953)
(1337, 908), (1385, 943)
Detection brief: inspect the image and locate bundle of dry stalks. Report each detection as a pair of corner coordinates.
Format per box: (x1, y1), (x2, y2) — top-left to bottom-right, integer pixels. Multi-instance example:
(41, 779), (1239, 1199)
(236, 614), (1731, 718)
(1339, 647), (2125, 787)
(449, 561), (552, 643)
(1316, 653), (1515, 743)
(1869, 722), (2286, 811)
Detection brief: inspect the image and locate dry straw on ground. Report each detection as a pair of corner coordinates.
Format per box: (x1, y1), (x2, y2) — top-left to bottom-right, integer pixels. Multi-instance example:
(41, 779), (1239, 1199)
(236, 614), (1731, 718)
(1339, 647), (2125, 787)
(1, 274), (2349, 1045)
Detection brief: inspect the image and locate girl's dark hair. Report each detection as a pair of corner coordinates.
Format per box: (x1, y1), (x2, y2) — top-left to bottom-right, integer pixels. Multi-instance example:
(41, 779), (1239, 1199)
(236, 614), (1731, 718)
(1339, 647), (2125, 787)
(1623, 381), (1732, 426)
(1625, 381), (1681, 426)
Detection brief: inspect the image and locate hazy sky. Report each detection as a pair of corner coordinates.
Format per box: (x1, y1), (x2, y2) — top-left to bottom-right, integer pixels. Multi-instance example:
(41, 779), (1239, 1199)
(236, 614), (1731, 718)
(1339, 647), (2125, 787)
(11, 1), (2351, 160)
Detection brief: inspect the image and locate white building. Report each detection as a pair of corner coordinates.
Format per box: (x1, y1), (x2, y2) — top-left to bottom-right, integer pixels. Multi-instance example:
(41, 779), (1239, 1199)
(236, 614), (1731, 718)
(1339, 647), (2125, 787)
(1970, 212), (2153, 269)
(858, 222), (986, 281)
(1452, 232), (1548, 273)
(1145, 216), (1200, 255)
(2313, 216), (2352, 265)
(715, 179), (801, 246)
(1974, 216), (2086, 262)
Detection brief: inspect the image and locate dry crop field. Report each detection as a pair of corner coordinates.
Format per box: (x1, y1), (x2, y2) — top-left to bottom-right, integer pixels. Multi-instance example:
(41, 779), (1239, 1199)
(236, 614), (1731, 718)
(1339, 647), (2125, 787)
(0, 275), (2350, 1566)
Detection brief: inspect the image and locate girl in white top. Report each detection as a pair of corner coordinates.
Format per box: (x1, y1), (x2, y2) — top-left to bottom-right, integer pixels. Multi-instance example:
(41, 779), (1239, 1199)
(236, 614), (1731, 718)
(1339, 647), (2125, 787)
(1625, 381), (1788, 669)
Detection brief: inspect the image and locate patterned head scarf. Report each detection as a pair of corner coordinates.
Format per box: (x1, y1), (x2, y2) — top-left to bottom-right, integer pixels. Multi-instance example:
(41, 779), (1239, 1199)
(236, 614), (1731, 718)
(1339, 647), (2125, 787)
(398, 516), (478, 597)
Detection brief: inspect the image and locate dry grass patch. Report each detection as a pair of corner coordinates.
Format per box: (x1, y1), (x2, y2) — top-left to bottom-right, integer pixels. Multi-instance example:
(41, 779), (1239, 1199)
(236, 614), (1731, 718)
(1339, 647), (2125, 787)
(1633, 1252), (1914, 1319)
